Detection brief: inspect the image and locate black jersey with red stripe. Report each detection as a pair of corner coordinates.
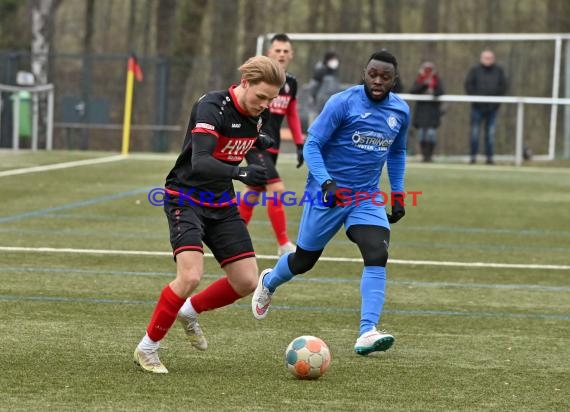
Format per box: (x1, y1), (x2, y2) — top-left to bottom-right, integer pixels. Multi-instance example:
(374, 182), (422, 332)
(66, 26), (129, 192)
(265, 73), (298, 151)
(165, 86), (268, 206)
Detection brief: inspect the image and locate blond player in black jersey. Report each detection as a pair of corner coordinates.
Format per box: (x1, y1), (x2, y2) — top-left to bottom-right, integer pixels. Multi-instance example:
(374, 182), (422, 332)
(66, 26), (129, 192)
(134, 56), (285, 374)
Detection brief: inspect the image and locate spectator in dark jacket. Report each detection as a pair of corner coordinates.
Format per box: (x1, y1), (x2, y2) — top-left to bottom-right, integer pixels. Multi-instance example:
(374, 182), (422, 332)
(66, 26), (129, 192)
(410, 61), (444, 162)
(464, 49), (507, 164)
(307, 51), (343, 113)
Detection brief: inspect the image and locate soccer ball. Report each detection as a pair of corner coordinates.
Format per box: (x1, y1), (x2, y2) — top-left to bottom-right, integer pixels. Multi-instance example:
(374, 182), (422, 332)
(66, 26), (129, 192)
(285, 335), (331, 379)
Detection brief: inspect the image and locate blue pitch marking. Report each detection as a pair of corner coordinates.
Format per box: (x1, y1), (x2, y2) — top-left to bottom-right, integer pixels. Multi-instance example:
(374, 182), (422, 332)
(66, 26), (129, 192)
(0, 295), (154, 305)
(1, 266), (569, 293)
(42, 214), (161, 222)
(0, 294), (568, 321)
(0, 227), (164, 239)
(0, 187), (154, 224)
(16, 212), (570, 239)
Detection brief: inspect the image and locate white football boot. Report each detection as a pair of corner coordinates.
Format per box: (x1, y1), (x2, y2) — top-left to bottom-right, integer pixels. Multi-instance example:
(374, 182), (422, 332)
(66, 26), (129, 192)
(354, 328), (395, 356)
(177, 314), (208, 351)
(133, 346), (168, 374)
(251, 268), (273, 320)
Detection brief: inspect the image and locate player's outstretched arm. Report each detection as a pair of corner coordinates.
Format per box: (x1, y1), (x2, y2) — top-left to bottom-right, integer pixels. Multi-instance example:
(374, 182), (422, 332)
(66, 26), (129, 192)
(387, 120), (409, 194)
(303, 134), (331, 184)
(387, 118), (409, 224)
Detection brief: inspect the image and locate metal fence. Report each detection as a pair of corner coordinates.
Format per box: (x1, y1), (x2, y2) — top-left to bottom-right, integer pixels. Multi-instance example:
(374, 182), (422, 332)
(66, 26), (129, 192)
(2, 44), (570, 161)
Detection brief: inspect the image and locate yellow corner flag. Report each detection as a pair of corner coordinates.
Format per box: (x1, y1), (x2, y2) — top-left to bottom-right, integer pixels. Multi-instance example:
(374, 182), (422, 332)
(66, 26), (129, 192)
(121, 54), (143, 155)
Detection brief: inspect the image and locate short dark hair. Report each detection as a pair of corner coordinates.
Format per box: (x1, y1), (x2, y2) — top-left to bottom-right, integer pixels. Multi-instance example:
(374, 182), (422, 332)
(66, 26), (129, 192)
(323, 51), (339, 63)
(367, 50), (398, 70)
(270, 33), (291, 43)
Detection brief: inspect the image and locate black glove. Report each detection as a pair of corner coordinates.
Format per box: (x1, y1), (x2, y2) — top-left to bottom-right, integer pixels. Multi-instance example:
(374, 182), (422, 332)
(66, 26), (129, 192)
(255, 133), (274, 151)
(296, 144), (304, 168)
(321, 179), (340, 208)
(234, 164), (267, 187)
(387, 193), (406, 224)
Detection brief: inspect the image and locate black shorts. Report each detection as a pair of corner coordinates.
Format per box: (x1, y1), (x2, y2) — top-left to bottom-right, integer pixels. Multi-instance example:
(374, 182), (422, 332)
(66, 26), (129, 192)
(164, 199), (255, 267)
(245, 148), (282, 191)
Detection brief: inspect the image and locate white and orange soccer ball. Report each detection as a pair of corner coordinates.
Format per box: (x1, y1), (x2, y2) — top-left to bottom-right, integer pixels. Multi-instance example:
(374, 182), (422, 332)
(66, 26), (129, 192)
(285, 335), (331, 379)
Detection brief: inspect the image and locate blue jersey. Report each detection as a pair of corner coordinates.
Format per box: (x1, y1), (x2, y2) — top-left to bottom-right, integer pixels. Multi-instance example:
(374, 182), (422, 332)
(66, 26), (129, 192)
(304, 85), (409, 199)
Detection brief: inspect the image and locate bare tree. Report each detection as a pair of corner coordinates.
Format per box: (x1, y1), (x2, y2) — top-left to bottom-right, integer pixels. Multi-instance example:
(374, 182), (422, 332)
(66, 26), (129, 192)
(240, 0), (266, 61)
(84, 0), (95, 54)
(209, 1), (239, 89)
(30, 0), (62, 147)
(30, 0), (62, 85)
(421, 0), (439, 58)
(383, 0), (401, 33)
(159, 0), (208, 150)
(79, 0), (95, 149)
(485, 0), (501, 33)
(102, 0), (116, 51)
(155, 0), (176, 57)
(383, 0), (402, 57)
(369, 0), (380, 32)
(141, 0), (153, 57)
(305, 0), (323, 74)
(126, 0), (137, 53)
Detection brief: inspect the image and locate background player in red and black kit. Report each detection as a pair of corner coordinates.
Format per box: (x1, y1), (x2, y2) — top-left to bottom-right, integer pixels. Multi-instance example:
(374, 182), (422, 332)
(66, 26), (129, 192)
(238, 34), (305, 256)
(134, 56), (285, 374)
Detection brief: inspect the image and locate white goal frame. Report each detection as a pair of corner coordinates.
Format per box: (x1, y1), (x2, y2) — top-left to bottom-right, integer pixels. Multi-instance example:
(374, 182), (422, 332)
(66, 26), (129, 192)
(0, 83), (55, 151)
(257, 33), (570, 165)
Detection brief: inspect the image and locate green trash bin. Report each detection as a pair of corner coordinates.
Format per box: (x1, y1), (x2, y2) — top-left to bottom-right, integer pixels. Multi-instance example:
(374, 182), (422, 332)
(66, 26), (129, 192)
(11, 90), (32, 138)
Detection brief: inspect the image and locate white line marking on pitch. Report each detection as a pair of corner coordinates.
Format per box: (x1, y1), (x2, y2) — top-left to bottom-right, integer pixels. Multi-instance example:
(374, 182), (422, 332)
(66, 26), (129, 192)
(1, 246), (568, 271)
(0, 155), (127, 178)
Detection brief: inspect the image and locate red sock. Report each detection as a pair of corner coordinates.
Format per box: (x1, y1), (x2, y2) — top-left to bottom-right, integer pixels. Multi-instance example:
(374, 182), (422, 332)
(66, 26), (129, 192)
(146, 285), (186, 342)
(267, 198), (289, 246)
(238, 202), (254, 224)
(190, 277), (242, 313)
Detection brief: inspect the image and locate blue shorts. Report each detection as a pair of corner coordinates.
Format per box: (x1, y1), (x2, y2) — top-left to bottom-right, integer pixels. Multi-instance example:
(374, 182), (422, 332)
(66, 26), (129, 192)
(296, 199), (390, 251)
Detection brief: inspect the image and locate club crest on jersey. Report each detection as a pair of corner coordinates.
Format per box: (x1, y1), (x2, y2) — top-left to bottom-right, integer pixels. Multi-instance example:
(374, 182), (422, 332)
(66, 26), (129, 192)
(387, 115), (399, 130)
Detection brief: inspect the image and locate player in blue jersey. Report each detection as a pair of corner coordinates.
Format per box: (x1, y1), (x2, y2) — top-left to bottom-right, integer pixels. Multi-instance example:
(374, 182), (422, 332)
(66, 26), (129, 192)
(251, 50), (409, 355)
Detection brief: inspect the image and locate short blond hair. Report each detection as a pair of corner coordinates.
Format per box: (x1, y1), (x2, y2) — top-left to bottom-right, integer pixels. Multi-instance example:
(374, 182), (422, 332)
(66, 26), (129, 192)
(239, 56), (285, 88)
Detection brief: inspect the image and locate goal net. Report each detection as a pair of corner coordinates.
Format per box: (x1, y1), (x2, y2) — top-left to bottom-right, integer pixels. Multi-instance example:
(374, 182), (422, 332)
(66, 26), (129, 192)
(257, 33), (570, 164)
